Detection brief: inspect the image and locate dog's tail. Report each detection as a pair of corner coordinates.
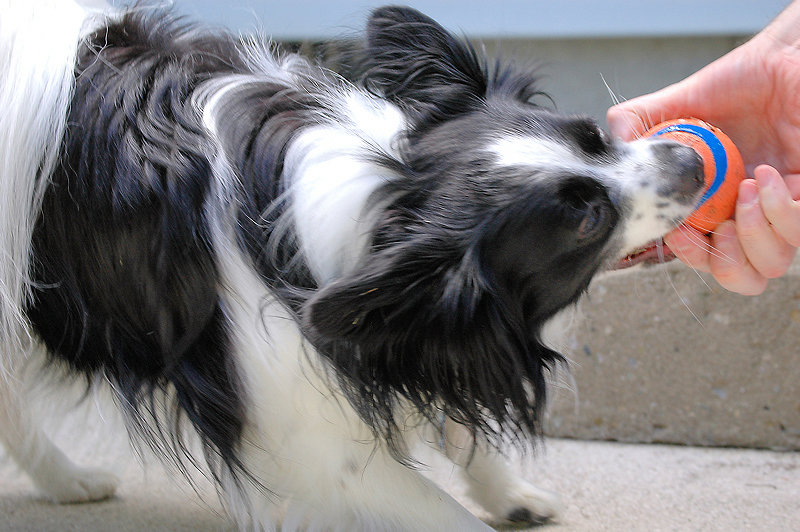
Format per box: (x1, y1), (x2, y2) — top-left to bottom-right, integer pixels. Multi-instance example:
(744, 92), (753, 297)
(0, 0), (106, 376)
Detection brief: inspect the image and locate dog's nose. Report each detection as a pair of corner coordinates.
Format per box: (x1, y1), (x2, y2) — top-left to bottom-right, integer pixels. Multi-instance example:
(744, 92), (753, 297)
(654, 142), (705, 199)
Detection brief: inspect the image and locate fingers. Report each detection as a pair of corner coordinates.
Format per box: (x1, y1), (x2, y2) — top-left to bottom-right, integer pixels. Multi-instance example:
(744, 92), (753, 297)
(664, 214), (771, 295)
(707, 220), (770, 295)
(666, 219), (770, 295)
(783, 173), (800, 199)
(732, 177), (796, 280)
(663, 225), (712, 273)
(664, 167), (800, 296)
(606, 103), (648, 142)
(754, 165), (800, 246)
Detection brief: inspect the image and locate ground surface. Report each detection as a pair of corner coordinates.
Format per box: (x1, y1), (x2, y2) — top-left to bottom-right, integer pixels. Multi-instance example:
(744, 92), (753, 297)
(3, 424), (799, 531)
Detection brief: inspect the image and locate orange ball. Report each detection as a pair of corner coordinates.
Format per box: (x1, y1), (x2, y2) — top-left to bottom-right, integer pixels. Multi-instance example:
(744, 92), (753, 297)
(644, 118), (745, 234)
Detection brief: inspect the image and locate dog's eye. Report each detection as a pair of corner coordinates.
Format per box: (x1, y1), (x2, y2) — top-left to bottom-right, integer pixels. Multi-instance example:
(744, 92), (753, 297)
(576, 200), (610, 240)
(560, 179), (615, 241)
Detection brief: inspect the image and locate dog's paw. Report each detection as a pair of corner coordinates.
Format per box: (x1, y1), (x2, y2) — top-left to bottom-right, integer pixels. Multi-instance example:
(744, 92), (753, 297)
(39, 465), (119, 504)
(491, 481), (562, 526)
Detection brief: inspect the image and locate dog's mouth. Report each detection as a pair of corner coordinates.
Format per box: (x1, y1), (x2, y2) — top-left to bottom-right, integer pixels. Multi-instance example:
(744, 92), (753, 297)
(613, 239), (676, 270)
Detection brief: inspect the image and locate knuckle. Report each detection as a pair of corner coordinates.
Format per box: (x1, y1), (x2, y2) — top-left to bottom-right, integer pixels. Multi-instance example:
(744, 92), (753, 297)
(782, 227), (800, 248)
(759, 263), (789, 279)
(715, 270), (768, 295)
(735, 219), (765, 241)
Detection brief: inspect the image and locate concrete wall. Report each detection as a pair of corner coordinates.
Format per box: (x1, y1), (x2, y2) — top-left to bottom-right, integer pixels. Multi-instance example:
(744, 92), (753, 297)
(546, 260), (800, 451)
(481, 36), (746, 128)
(160, 1), (787, 41)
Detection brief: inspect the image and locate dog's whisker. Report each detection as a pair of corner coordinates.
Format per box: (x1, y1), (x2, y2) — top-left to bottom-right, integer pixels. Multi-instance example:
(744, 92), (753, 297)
(647, 239), (707, 328)
(676, 224), (740, 267)
(600, 73), (623, 107)
(626, 110), (651, 141)
(659, 260), (707, 329)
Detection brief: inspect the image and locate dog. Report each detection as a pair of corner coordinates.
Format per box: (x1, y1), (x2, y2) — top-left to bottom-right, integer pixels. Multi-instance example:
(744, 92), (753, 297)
(0, 1), (705, 530)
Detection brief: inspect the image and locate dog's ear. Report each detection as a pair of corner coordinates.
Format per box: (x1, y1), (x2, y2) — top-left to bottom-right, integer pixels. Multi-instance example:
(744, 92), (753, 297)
(302, 239), (560, 448)
(303, 243), (445, 343)
(363, 6), (487, 119)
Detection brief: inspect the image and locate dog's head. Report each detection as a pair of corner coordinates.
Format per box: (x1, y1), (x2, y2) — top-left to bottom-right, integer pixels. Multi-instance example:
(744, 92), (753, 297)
(303, 6), (704, 448)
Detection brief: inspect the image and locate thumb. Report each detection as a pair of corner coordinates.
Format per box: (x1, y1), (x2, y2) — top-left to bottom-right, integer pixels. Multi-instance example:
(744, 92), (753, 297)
(607, 81), (696, 141)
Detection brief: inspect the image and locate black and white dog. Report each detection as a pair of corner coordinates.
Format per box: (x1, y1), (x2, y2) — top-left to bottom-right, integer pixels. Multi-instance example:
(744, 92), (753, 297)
(0, 1), (704, 530)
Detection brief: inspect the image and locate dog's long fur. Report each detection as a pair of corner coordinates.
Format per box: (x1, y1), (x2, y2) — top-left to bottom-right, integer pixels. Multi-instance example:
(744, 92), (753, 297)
(0, 1), (705, 530)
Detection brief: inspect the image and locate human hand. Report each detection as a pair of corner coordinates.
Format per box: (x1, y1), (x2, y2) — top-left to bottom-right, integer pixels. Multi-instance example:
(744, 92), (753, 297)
(664, 166), (800, 295)
(606, 1), (800, 295)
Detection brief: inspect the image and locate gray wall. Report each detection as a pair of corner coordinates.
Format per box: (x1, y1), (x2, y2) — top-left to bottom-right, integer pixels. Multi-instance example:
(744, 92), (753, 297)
(481, 36), (746, 128)
(106, 1), (777, 128)
(124, 2), (767, 127)
(146, 1), (786, 40)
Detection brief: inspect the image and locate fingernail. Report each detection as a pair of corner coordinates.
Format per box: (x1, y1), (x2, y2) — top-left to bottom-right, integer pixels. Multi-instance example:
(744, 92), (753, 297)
(664, 234), (689, 255)
(754, 165), (779, 189)
(738, 180), (759, 206)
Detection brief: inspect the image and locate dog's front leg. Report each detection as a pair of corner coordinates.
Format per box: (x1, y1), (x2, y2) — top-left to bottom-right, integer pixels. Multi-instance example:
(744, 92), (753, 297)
(441, 419), (562, 526)
(230, 417), (498, 532)
(0, 355), (117, 503)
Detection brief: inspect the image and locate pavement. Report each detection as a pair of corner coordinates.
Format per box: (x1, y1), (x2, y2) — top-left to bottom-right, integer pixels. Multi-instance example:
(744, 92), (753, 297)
(2, 406), (799, 532)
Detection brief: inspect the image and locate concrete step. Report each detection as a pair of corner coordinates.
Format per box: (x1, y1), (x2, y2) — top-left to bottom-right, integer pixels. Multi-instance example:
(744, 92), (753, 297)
(546, 259), (800, 451)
